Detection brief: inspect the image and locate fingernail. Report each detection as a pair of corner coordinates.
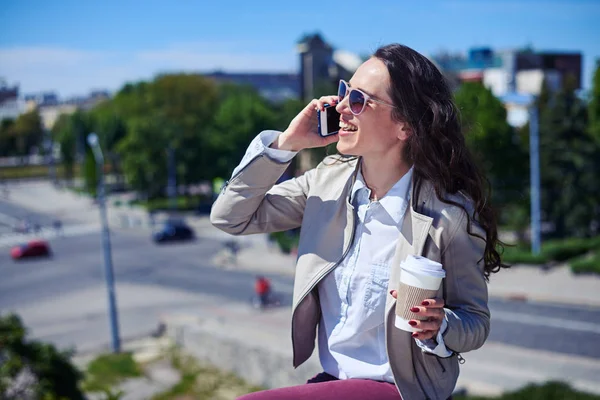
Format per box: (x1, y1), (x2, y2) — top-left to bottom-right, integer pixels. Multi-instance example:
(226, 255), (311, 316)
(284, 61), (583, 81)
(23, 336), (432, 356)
(408, 320), (417, 326)
(410, 307), (420, 313)
(412, 332), (419, 338)
(389, 290), (394, 295)
(421, 301), (430, 306)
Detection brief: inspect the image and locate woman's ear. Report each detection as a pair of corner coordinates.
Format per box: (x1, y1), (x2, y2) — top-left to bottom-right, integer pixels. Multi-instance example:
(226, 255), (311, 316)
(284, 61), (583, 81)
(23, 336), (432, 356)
(396, 122), (411, 142)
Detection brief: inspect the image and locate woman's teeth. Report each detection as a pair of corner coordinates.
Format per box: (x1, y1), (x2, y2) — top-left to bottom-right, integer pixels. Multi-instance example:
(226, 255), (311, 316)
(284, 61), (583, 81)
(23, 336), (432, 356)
(340, 123), (357, 131)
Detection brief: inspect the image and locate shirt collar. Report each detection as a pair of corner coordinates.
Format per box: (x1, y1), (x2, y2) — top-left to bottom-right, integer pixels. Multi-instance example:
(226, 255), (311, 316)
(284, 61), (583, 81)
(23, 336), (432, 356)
(351, 166), (413, 225)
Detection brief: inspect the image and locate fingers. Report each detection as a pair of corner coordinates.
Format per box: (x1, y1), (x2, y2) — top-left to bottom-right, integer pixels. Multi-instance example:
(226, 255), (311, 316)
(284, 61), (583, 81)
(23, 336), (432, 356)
(420, 298), (445, 308)
(409, 305), (444, 319)
(409, 317), (442, 332)
(315, 96), (339, 111)
(411, 330), (436, 340)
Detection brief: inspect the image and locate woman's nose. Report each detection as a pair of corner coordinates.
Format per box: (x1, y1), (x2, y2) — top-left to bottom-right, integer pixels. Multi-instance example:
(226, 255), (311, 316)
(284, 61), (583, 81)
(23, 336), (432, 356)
(336, 96), (351, 115)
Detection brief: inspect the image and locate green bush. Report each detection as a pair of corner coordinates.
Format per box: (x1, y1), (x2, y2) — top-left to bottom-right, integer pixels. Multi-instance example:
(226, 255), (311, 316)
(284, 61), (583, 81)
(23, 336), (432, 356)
(0, 314), (85, 400)
(456, 381), (600, 399)
(269, 230), (299, 254)
(542, 237), (599, 262)
(570, 253), (600, 275)
(501, 245), (548, 265)
(501, 236), (600, 267)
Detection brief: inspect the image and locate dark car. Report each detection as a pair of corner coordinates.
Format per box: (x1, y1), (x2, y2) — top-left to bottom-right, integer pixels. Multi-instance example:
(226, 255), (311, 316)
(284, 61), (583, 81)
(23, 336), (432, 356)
(152, 222), (195, 243)
(10, 240), (52, 260)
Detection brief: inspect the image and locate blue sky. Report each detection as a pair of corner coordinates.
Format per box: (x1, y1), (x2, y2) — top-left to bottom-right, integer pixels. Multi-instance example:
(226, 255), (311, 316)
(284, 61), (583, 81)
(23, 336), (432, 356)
(1, 0), (598, 97)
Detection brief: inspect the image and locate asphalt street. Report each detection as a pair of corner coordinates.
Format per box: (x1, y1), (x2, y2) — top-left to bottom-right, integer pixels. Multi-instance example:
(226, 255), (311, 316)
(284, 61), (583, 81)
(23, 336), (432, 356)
(2, 226), (600, 360)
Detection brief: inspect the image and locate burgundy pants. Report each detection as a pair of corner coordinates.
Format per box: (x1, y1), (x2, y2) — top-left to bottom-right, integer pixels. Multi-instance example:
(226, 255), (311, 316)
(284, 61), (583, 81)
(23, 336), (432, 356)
(236, 372), (401, 400)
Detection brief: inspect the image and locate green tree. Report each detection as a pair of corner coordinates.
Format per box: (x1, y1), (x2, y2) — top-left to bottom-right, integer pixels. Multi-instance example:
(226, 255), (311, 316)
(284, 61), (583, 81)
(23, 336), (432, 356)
(52, 114), (77, 183)
(114, 74), (219, 196)
(207, 84), (278, 179)
(0, 118), (16, 156)
(538, 78), (598, 237)
(0, 314), (84, 400)
(11, 110), (44, 155)
(454, 82), (528, 217)
(589, 60), (600, 144)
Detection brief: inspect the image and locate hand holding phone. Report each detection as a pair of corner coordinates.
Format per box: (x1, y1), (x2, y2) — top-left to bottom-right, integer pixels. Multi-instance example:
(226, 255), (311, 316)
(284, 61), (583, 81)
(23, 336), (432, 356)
(317, 103), (341, 137)
(273, 97), (339, 152)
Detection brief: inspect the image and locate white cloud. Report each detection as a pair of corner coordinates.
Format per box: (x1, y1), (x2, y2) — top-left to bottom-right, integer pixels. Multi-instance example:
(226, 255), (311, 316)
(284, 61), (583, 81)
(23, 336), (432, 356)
(0, 43), (298, 98)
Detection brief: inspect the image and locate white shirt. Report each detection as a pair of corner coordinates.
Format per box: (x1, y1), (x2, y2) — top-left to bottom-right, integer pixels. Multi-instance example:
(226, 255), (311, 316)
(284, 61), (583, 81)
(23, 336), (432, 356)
(232, 131), (452, 383)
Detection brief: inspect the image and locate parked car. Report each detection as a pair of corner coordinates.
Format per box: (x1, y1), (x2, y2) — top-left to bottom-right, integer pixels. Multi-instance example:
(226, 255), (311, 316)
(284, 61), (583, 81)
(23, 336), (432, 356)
(152, 221), (195, 243)
(10, 240), (52, 260)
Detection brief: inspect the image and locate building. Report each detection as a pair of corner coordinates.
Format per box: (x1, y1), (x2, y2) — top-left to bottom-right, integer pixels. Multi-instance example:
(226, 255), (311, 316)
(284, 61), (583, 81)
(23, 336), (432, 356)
(297, 33), (363, 101)
(433, 47), (582, 127)
(204, 72), (300, 102)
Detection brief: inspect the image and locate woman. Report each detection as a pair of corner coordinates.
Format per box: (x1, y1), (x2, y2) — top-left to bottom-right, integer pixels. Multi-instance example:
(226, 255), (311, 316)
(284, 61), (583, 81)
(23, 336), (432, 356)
(210, 43), (508, 400)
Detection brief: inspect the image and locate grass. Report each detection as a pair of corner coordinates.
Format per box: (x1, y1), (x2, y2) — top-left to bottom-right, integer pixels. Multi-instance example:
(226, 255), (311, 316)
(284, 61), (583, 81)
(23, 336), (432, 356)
(455, 381), (600, 400)
(152, 350), (263, 400)
(0, 164), (79, 180)
(82, 352), (142, 392)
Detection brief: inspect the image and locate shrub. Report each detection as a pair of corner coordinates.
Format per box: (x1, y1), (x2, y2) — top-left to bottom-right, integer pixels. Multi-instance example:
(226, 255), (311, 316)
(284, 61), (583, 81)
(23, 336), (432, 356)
(0, 314), (84, 400)
(269, 230), (299, 254)
(570, 253), (600, 275)
(501, 245), (548, 265)
(542, 237), (598, 262)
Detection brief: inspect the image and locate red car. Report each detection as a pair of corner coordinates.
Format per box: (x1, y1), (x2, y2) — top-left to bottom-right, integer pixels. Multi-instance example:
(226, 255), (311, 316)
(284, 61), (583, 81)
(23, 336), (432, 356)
(10, 240), (52, 260)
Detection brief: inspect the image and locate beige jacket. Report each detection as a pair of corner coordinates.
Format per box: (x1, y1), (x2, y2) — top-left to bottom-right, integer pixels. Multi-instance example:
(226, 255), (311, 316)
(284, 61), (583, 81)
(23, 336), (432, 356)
(210, 153), (490, 400)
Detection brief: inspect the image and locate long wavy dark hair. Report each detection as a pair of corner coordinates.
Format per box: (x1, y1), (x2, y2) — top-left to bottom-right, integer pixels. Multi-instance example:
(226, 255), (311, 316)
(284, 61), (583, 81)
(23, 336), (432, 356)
(373, 43), (509, 280)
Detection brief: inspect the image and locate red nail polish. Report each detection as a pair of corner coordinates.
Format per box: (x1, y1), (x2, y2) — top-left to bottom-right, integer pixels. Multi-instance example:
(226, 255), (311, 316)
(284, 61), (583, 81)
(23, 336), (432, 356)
(421, 301), (430, 306)
(410, 307), (420, 313)
(412, 332), (419, 338)
(408, 320), (417, 326)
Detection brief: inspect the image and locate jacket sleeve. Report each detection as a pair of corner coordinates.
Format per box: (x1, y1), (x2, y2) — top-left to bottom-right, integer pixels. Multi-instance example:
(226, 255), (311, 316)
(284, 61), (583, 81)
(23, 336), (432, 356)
(210, 153), (314, 235)
(441, 211), (491, 353)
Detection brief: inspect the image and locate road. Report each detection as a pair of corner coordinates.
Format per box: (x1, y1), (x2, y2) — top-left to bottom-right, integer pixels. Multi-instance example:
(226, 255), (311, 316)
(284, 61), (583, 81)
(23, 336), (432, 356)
(2, 225), (600, 361)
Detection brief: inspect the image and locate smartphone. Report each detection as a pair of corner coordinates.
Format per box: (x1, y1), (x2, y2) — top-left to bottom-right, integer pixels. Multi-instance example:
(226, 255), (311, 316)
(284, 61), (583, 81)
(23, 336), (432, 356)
(317, 103), (340, 137)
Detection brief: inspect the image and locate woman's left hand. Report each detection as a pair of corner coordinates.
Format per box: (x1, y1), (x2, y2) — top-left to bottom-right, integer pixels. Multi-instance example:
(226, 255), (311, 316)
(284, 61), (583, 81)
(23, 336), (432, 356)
(390, 291), (445, 341)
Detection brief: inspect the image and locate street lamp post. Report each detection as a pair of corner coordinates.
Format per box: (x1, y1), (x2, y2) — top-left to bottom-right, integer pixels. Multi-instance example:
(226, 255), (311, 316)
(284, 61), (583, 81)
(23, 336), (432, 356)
(87, 133), (121, 353)
(529, 104), (542, 255)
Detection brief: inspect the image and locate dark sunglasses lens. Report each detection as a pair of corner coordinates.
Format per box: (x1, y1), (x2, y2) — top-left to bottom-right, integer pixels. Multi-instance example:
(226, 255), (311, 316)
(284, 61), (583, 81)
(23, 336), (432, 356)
(349, 90), (365, 114)
(338, 81), (346, 101)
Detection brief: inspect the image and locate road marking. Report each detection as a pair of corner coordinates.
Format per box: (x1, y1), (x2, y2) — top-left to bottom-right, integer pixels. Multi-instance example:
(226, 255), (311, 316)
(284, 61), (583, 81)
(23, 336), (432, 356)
(492, 310), (600, 334)
(0, 224), (101, 247)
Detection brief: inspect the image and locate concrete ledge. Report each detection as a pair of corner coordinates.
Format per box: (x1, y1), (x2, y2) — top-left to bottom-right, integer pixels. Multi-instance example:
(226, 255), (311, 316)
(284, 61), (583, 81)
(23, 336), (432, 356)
(165, 315), (321, 390)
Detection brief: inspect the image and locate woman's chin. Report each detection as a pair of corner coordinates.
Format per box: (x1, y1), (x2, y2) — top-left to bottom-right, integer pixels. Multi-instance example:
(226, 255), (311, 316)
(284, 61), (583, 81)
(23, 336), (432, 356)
(336, 138), (357, 156)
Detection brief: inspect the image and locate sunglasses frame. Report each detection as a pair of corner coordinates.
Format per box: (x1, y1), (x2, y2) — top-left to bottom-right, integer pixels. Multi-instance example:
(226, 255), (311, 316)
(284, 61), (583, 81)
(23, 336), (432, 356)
(338, 79), (396, 115)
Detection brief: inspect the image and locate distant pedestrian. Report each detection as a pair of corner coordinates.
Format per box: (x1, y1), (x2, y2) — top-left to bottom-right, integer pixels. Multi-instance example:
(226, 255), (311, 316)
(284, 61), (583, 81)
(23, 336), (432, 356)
(211, 43), (508, 400)
(53, 220), (63, 237)
(254, 275), (272, 308)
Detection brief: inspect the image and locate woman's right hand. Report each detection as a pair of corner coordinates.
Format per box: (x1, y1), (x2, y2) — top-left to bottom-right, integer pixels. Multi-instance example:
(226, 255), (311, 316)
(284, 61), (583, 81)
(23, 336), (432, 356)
(271, 96), (340, 152)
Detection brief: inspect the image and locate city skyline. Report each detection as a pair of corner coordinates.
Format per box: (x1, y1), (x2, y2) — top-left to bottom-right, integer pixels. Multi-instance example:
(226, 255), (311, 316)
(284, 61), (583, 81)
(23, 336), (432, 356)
(1, 0), (598, 98)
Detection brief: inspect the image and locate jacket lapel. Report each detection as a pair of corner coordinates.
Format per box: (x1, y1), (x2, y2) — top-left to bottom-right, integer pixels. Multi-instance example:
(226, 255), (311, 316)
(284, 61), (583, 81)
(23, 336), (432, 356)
(386, 182), (434, 314)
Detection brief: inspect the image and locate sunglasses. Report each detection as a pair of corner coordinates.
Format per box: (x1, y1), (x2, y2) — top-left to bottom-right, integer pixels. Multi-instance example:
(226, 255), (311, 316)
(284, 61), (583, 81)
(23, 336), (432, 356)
(338, 79), (396, 115)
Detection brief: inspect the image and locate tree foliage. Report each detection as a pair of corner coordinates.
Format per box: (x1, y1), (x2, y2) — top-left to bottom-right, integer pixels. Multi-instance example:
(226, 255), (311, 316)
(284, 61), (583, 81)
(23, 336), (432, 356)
(454, 82), (528, 212)
(0, 314), (84, 400)
(538, 75), (600, 237)
(0, 110), (44, 156)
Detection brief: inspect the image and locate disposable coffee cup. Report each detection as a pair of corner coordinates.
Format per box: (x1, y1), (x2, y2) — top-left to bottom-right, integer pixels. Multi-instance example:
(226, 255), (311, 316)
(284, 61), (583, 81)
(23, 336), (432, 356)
(394, 255), (445, 332)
